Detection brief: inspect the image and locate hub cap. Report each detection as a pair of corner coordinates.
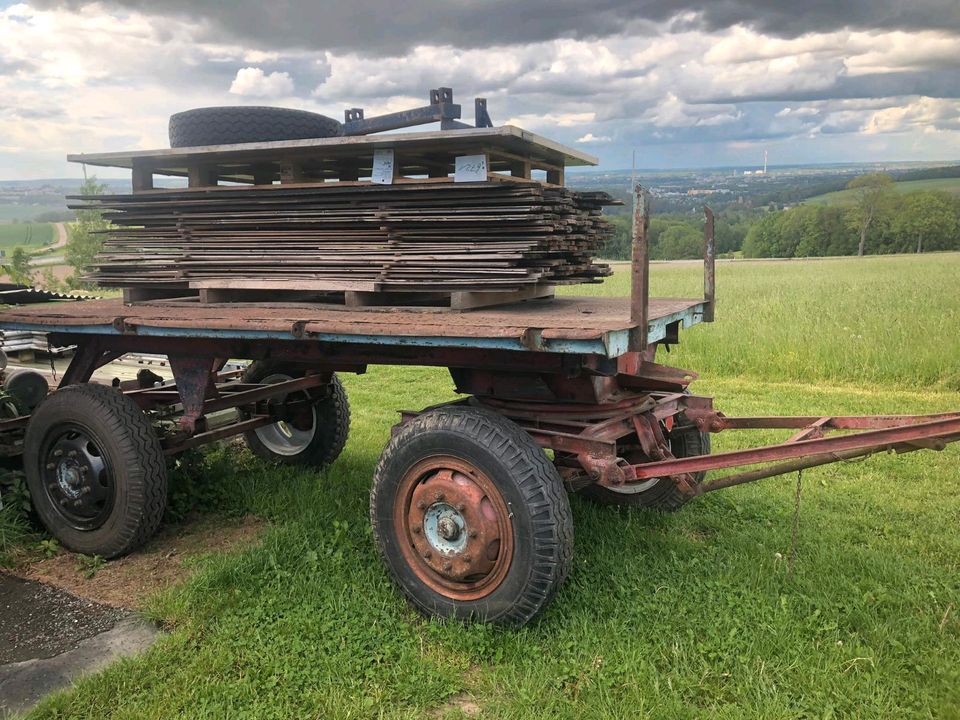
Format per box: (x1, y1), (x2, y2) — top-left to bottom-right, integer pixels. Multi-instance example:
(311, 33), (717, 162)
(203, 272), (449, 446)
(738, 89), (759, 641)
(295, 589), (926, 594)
(40, 424), (114, 530)
(253, 372), (318, 456)
(396, 457), (513, 600)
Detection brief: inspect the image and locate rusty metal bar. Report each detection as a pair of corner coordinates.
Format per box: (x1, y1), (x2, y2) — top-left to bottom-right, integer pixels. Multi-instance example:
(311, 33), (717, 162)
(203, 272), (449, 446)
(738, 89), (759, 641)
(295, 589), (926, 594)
(696, 412), (960, 432)
(699, 447), (878, 493)
(785, 417), (830, 443)
(629, 414), (960, 480)
(0, 416), (29, 432)
(162, 415), (274, 454)
(629, 184), (650, 352)
(703, 206), (716, 322)
(202, 373), (327, 414)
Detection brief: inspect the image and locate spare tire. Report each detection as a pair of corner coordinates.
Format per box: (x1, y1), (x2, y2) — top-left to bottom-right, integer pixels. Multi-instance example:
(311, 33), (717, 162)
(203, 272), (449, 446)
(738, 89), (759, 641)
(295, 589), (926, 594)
(169, 106), (342, 148)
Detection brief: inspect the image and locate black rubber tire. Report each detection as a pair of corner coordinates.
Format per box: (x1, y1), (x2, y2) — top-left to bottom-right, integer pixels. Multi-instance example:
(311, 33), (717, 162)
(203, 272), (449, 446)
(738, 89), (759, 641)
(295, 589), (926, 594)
(241, 361), (350, 468)
(24, 383), (167, 558)
(370, 405), (573, 626)
(581, 414), (710, 511)
(169, 106), (342, 148)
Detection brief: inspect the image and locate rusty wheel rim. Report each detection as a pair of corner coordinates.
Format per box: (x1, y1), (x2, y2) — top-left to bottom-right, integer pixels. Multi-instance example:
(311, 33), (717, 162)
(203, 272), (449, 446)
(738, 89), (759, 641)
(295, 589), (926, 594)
(395, 455), (514, 601)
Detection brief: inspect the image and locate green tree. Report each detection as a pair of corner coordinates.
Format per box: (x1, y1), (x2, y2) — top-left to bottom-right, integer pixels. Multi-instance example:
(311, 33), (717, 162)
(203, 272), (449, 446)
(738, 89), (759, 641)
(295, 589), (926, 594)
(65, 176), (110, 285)
(39, 267), (65, 292)
(5, 247), (34, 285)
(741, 211), (781, 257)
(891, 191), (959, 253)
(714, 214), (753, 255)
(847, 173), (894, 256)
(601, 215), (632, 260)
(654, 223), (702, 260)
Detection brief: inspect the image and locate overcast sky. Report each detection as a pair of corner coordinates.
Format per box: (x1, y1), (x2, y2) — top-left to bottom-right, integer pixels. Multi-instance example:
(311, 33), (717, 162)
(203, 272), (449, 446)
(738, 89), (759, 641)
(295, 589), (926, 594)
(1, 0), (958, 178)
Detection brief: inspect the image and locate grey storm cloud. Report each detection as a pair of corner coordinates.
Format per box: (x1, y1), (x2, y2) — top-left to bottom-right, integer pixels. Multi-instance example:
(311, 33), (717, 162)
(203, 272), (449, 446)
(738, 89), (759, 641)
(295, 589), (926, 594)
(29, 0), (960, 55)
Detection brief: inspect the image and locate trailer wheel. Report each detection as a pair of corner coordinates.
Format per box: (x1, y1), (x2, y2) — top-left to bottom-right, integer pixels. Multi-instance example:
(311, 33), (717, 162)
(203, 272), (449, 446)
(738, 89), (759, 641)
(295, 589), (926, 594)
(242, 362), (350, 468)
(370, 405), (572, 626)
(581, 414), (710, 511)
(23, 383), (167, 558)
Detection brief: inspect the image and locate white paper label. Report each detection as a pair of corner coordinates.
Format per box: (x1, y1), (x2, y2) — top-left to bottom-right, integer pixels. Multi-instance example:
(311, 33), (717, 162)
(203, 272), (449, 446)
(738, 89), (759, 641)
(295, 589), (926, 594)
(454, 154), (488, 182)
(371, 149), (395, 185)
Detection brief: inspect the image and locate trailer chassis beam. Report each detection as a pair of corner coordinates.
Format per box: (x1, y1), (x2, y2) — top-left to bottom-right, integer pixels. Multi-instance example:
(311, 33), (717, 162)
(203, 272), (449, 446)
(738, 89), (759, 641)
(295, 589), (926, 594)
(628, 413), (960, 487)
(400, 394), (960, 496)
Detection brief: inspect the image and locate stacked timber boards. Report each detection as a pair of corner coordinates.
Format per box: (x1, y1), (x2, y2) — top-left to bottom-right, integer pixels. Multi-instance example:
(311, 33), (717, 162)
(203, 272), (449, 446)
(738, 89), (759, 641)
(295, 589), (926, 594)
(75, 181), (614, 304)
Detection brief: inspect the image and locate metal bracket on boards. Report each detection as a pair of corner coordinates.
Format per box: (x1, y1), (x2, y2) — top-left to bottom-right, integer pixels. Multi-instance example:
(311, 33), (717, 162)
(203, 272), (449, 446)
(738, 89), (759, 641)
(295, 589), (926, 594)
(342, 87), (494, 135)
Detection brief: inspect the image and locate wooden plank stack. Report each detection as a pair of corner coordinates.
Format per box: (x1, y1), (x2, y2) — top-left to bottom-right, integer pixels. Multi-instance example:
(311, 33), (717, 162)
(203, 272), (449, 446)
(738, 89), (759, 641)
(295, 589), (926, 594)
(72, 181), (614, 307)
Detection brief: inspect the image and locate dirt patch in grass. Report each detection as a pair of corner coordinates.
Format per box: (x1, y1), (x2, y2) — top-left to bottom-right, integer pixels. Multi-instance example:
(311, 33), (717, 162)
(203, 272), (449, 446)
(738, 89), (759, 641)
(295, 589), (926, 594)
(429, 691), (481, 719)
(429, 664), (483, 719)
(11, 514), (264, 610)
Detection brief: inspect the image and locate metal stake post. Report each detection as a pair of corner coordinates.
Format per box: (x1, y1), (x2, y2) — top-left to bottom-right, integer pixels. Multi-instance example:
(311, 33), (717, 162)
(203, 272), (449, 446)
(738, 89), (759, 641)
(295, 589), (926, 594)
(630, 184), (650, 352)
(703, 206), (716, 322)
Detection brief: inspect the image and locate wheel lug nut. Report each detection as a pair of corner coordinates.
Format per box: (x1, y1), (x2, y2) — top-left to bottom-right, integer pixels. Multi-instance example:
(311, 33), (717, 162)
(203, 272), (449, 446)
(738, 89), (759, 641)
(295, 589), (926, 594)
(80, 467), (89, 475)
(422, 550), (431, 559)
(46, 462), (55, 470)
(435, 492), (445, 502)
(469, 530), (478, 539)
(53, 449), (63, 457)
(72, 499), (83, 507)
(442, 562), (452, 572)
(68, 450), (78, 458)
(456, 503), (465, 512)
(463, 555), (472, 563)
(416, 500), (425, 510)
(412, 525), (422, 534)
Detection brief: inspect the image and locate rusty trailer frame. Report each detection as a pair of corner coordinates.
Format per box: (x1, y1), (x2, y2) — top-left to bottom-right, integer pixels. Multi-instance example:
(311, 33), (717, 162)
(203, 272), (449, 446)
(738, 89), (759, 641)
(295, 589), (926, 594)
(0, 183), (956, 499)
(2, 184), (954, 505)
(0, 183), (957, 625)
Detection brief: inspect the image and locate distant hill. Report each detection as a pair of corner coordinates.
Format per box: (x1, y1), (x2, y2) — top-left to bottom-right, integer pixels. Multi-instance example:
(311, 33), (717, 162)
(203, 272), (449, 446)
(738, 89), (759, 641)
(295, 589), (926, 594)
(804, 178), (960, 207)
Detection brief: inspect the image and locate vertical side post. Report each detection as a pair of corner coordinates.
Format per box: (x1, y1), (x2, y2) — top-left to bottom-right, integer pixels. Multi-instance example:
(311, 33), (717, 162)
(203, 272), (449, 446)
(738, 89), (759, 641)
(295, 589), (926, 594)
(703, 206), (716, 322)
(629, 184), (650, 352)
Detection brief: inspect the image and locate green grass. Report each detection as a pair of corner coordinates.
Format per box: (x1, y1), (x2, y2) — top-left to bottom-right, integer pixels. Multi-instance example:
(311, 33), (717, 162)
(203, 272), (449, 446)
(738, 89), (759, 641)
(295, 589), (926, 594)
(805, 178), (960, 206)
(571, 253), (960, 391)
(0, 222), (54, 251)
(27, 255), (960, 719)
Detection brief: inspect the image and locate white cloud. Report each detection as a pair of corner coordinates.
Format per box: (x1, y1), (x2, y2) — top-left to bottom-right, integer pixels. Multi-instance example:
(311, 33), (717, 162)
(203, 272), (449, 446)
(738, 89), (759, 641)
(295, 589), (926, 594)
(576, 133), (612, 143)
(229, 67), (294, 97)
(863, 97), (960, 134)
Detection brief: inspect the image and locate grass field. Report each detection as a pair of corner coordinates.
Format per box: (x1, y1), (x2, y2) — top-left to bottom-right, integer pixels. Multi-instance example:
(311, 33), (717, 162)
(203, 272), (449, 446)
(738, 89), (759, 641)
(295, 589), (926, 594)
(0, 222), (54, 251)
(0, 205), (65, 224)
(804, 178), (960, 206)
(28, 254), (960, 719)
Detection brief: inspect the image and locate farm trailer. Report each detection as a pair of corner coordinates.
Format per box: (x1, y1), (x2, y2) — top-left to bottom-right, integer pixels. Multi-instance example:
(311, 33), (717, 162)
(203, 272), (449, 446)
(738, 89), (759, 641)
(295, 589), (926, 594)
(0, 187), (958, 626)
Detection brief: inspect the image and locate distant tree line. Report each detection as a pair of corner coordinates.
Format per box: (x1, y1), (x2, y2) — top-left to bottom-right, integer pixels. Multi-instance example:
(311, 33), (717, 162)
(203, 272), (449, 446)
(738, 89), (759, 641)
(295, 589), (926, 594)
(895, 164), (960, 182)
(743, 175), (960, 258)
(602, 209), (754, 260)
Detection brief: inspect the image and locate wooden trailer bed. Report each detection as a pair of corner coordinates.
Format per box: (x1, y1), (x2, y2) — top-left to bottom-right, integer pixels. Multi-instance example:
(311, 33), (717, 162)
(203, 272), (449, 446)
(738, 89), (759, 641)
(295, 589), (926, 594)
(0, 296), (705, 358)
